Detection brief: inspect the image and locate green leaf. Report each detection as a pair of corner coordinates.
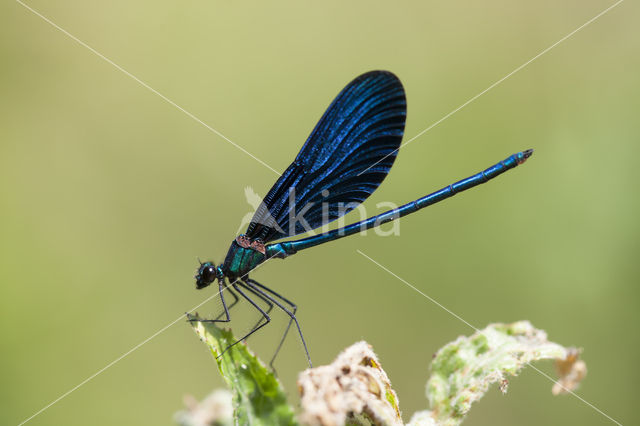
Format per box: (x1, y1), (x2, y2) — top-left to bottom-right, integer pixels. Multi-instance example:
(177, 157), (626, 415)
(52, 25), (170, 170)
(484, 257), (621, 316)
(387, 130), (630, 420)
(188, 313), (298, 426)
(408, 321), (586, 426)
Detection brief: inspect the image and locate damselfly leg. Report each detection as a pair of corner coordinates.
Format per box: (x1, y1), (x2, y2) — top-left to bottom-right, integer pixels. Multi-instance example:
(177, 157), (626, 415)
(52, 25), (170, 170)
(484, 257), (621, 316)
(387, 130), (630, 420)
(245, 278), (300, 370)
(213, 284), (239, 321)
(191, 278), (235, 324)
(244, 285), (274, 335)
(243, 279), (312, 368)
(214, 283), (272, 359)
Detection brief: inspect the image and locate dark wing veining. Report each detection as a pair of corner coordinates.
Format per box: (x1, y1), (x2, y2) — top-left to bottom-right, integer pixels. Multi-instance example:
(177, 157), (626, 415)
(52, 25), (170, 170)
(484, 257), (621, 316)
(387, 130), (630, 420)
(245, 71), (406, 242)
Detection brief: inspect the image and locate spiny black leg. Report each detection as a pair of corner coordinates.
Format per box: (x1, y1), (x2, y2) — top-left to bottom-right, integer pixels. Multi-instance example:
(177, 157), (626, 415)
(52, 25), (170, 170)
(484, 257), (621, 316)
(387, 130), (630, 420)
(242, 285), (274, 337)
(246, 278), (298, 370)
(192, 278), (233, 324)
(213, 285), (239, 321)
(216, 283), (271, 360)
(244, 279), (312, 368)
(247, 278), (297, 308)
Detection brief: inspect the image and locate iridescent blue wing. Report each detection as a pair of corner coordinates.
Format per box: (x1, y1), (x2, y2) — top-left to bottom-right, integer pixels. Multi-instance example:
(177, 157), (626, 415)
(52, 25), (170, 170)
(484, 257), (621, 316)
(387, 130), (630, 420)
(245, 71), (406, 242)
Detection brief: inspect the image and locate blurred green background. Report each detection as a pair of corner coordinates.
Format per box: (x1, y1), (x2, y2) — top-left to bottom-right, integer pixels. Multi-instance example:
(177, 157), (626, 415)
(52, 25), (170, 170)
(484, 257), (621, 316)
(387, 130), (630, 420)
(1, 0), (638, 425)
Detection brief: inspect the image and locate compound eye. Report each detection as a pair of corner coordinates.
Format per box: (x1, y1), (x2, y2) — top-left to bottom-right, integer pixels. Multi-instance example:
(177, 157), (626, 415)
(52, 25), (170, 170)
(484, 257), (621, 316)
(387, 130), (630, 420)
(202, 266), (217, 283)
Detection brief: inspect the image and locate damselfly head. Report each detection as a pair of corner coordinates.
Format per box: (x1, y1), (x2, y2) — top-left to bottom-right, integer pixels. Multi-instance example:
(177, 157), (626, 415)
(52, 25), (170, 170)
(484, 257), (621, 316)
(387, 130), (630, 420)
(195, 261), (219, 289)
